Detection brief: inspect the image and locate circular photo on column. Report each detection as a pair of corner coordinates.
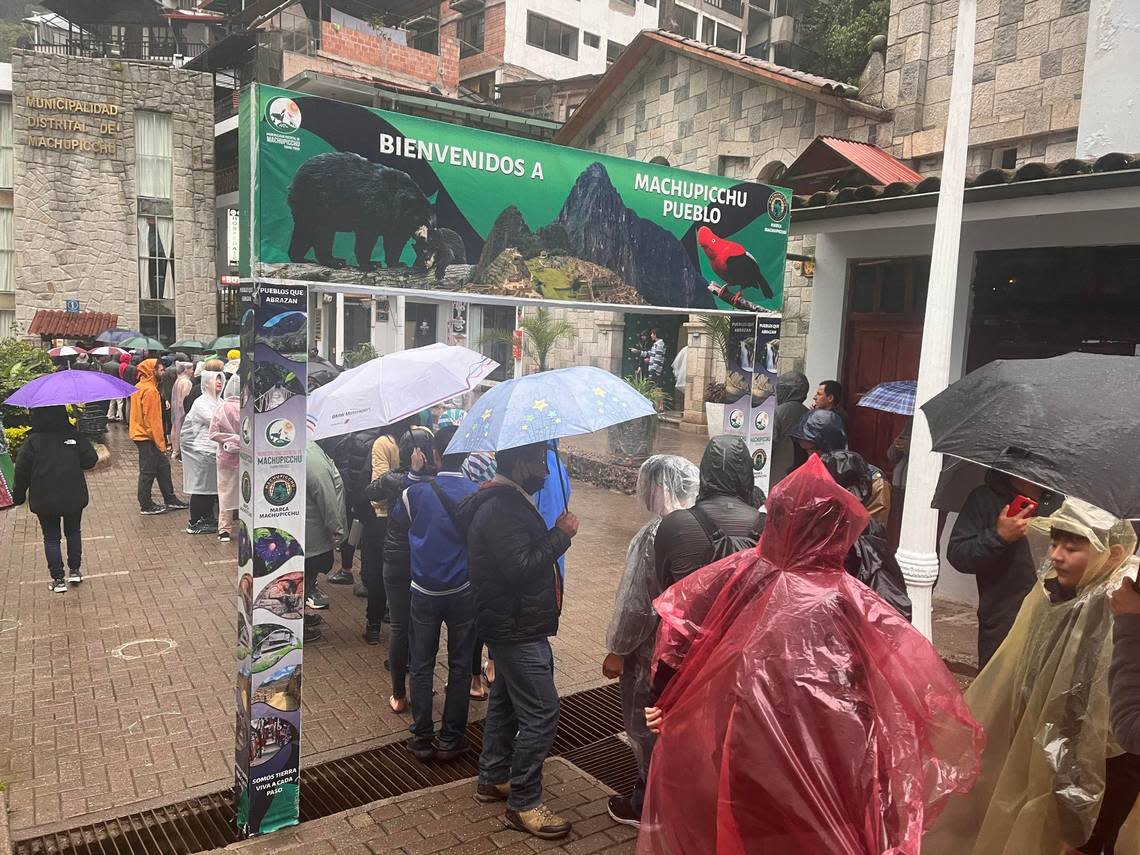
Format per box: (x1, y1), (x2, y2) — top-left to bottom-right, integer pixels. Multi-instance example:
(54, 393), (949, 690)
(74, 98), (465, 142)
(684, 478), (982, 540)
(241, 471), (253, 504)
(754, 411), (769, 432)
(239, 572), (254, 617)
(253, 663), (302, 712)
(251, 527), (303, 578)
(752, 448), (768, 473)
(252, 624), (302, 673)
(729, 409), (745, 430)
(249, 716), (299, 767)
(253, 571), (304, 620)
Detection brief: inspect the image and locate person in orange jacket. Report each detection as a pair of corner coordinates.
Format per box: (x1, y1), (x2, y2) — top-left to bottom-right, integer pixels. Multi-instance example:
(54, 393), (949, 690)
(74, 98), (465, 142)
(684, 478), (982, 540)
(130, 358), (188, 515)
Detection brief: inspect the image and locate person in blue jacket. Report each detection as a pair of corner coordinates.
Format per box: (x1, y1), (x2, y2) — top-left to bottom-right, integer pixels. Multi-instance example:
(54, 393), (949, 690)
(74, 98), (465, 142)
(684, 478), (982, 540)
(533, 440), (571, 578)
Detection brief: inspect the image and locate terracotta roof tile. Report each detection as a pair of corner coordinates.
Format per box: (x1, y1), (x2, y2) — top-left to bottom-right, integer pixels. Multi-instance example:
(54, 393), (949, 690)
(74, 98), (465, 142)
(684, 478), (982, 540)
(27, 310), (119, 339)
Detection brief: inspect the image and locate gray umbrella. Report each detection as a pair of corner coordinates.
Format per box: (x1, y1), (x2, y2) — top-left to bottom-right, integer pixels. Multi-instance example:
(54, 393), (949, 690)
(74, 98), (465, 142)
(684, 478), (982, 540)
(921, 352), (1140, 519)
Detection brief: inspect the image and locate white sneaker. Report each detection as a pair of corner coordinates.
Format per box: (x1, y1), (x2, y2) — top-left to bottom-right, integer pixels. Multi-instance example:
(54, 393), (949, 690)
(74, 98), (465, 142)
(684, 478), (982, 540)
(68, 569), (83, 584)
(50, 579), (67, 593)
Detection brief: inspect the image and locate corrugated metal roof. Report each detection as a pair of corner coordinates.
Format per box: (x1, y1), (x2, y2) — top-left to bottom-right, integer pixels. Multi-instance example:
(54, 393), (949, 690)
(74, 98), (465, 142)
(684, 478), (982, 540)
(816, 136), (923, 185)
(27, 310), (118, 338)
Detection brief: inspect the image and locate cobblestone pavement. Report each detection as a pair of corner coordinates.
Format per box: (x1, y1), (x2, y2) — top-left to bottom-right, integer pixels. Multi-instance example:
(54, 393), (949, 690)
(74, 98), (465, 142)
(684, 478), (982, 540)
(0, 421), (977, 836)
(205, 758), (634, 855)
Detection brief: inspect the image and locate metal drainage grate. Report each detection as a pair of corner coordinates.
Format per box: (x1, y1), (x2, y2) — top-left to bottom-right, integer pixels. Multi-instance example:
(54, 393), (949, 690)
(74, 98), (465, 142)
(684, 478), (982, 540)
(13, 682), (625, 855)
(562, 735), (640, 797)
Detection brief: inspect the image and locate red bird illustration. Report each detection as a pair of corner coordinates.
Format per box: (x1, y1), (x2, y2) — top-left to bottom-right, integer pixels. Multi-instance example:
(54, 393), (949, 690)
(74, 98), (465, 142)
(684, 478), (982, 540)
(697, 226), (774, 304)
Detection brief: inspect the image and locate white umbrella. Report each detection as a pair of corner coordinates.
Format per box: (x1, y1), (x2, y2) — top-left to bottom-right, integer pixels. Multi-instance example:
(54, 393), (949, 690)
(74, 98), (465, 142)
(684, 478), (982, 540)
(305, 343), (498, 441)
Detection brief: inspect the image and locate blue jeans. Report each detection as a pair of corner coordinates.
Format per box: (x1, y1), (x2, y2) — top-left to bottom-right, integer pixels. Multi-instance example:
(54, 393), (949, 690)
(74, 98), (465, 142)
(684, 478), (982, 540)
(479, 639), (560, 812)
(36, 511), (82, 580)
(409, 589), (476, 745)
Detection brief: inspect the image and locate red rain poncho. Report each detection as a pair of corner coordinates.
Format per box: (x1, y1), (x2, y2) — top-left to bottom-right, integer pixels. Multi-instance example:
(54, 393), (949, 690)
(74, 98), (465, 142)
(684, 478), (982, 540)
(638, 455), (984, 855)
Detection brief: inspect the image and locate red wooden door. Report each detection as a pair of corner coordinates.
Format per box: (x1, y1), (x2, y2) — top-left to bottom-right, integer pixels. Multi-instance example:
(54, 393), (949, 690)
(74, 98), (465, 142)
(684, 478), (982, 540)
(841, 258), (928, 473)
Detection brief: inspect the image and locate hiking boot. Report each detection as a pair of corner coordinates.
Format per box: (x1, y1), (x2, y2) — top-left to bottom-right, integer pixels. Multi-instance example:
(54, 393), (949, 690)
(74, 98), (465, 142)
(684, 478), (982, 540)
(165, 499), (189, 511)
(140, 505), (167, 515)
(363, 623), (381, 645)
(607, 795), (641, 828)
(68, 569), (83, 584)
(305, 588), (329, 609)
(474, 782), (510, 803)
(406, 737), (435, 762)
(505, 804), (571, 840)
(432, 739), (468, 762)
(50, 578), (68, 594)
(327, 568), (354, 585)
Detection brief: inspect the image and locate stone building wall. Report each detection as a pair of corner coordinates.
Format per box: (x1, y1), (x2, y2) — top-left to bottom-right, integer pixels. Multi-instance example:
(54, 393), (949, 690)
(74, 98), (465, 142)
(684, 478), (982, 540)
(12, 51), (216, 339)
(872, 0), (1089, 170)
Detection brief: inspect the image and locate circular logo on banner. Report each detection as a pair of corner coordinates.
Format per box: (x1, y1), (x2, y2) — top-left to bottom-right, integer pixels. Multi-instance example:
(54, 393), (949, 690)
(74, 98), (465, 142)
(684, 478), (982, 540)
(241, 471), (252, 504)
(265, 418), (296, 448)
(266, 97), (301, 133)
(729, 409), (745, 430)
(768, 192), (789, 223)
(263, 474), (297, 507)
(241, 416), (252, 446)
(752, 448), (768, 472)
(754, 411), (770, 432)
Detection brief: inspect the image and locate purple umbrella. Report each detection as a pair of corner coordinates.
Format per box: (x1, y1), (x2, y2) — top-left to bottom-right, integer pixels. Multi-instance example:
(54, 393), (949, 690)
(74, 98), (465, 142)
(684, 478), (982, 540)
(5, 370), (138, 407)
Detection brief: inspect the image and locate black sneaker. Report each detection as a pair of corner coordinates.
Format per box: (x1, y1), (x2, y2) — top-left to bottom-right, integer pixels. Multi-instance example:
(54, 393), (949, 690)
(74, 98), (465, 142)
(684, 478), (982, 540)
(433, 739), (468, 762)
(326, 568), (354, 585)
(363, 624), (381, 645)
(406, 737), (435, 762)
(607, 795), (641, 828)
(197, 519), (219, 534)
(304, 614), (324, 630)
(474, 781), (510, 803)
(217, 531), (232, 543)
(186, 520), (209, 535)
(305, 588), (329, 609)
(68, 569), (83, 584)
(305, 624), (323, 641)
(140, 505), (167, 516)
(165, 499), (189, 511)
(50, 579), (68, 594)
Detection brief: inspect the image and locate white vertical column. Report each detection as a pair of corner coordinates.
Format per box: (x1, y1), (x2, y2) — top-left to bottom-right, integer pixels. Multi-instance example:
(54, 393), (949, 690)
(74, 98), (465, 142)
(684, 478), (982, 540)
(895, 0), (978, 640)
(334, 292), (345, 363)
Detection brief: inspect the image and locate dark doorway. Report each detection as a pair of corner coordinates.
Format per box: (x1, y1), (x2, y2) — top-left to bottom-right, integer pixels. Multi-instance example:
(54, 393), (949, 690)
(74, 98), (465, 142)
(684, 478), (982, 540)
(405, 302), (438, 350)
(842, 257), (928, 473)
(621, 313), (683, 404)
(967, 245), (1140, 369)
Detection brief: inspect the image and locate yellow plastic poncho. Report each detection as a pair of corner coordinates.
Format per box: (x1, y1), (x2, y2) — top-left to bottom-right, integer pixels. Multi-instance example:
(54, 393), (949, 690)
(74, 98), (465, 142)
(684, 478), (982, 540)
(925, 498), (1140, 854)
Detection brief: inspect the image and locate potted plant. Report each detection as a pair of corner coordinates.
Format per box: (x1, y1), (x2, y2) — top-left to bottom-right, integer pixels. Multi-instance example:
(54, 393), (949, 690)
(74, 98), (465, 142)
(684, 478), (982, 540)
(607, 375), (663, 464)
(700, 316), (733, 436)
(481, 307), (575, 372)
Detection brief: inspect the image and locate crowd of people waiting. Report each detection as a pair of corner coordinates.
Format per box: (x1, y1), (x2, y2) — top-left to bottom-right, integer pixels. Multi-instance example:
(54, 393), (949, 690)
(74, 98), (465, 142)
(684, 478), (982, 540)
(9, 352), (1140, 850)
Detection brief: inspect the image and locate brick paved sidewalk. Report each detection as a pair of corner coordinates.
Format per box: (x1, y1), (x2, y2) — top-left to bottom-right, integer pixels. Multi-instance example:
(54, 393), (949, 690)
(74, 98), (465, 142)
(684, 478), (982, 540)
(205, 758), (635, 855)
(0, 425), (628, 834)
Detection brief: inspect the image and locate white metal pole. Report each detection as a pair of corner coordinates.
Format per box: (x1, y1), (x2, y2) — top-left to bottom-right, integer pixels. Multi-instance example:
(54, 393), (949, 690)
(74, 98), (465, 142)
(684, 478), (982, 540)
(334, 292), (345, 364)
(895, 0), (978, 640)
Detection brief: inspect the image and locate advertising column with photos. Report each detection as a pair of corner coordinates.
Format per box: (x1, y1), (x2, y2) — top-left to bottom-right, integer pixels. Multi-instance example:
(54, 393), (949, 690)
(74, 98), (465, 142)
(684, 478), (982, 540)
(234, 281), (309, 837)
(722, 314), (781, 494)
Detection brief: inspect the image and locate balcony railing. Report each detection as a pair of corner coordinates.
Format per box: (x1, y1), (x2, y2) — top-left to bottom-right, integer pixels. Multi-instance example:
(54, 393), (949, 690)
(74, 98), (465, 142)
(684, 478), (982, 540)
(31, 40), (209, 64)
(706, 0), (745, 17)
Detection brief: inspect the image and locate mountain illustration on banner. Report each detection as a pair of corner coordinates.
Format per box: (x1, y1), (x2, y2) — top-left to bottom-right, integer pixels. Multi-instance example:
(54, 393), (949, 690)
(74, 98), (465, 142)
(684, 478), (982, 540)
(249, 86), (789, 312)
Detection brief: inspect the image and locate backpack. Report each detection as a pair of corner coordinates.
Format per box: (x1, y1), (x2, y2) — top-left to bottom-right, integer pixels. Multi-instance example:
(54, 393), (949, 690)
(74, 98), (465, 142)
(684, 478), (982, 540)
(689, 503), (759, 563)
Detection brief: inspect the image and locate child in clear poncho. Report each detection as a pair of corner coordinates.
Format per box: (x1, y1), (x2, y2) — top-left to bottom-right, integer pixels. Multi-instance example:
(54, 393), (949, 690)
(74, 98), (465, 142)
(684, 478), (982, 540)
(601, 454), (700, 824)
(925, 497), (1140, 855)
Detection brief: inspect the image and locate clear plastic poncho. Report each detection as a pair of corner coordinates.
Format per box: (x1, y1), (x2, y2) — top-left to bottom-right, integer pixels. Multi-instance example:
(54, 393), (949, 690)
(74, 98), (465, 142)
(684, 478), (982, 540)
(605, 455), (700, 776)
(924, 498), (1140, 854)
(639, 455), (984, 855)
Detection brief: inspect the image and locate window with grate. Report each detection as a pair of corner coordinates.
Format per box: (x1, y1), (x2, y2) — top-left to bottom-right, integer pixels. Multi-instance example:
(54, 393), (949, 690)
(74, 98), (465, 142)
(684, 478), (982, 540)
(458, 11), (484, 57)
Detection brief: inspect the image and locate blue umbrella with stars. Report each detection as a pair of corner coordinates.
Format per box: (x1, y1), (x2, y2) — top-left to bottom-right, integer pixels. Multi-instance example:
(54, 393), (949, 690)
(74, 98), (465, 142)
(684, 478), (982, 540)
(445, 365), (655, 463)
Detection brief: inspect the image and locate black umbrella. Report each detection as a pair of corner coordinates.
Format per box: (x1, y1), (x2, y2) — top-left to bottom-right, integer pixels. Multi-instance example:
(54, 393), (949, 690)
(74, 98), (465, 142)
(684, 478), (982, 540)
(921, 352), (1140, 519)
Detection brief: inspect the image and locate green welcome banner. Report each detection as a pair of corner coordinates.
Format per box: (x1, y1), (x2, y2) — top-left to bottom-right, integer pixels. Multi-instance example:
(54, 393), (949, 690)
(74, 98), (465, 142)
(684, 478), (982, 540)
(243, 84), (791, 313)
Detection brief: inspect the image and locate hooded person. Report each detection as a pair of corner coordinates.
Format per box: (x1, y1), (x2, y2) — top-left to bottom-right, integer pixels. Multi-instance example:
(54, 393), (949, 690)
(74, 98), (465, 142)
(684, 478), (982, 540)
(169, 361), (194, 459)
(11, 406), (98, 591)
(771, 371), (810, 486)
(653, 435), (764, 591)
(820, 450), (912, 620)
(925, 499), (1140, 855)
(130, 358), (186, 514)
(789, 408), (848, 455)
(180, 369), (223, 533)
(602, 454), (700, 827)
(639, 455), (984, 855)
(209, 375), (241, 543)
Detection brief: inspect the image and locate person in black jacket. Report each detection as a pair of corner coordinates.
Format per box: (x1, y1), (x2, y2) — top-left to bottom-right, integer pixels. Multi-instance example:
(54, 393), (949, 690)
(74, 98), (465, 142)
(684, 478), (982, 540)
(948, 470), (1060, 668)
(456, 441), (578, 841)
(653, 435), (765, 591)
(11, 406), (98, 593)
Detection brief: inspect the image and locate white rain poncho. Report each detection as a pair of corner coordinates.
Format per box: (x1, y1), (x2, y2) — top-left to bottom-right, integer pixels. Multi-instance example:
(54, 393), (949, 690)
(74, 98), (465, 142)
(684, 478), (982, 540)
(925, 497), (1140, 853)
(180, 370), (222, 495)
(605, 454), (700, 779)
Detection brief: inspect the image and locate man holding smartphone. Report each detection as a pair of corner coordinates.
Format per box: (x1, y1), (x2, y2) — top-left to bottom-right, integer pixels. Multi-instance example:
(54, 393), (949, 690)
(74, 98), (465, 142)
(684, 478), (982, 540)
(948, 472), (1053, 669)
